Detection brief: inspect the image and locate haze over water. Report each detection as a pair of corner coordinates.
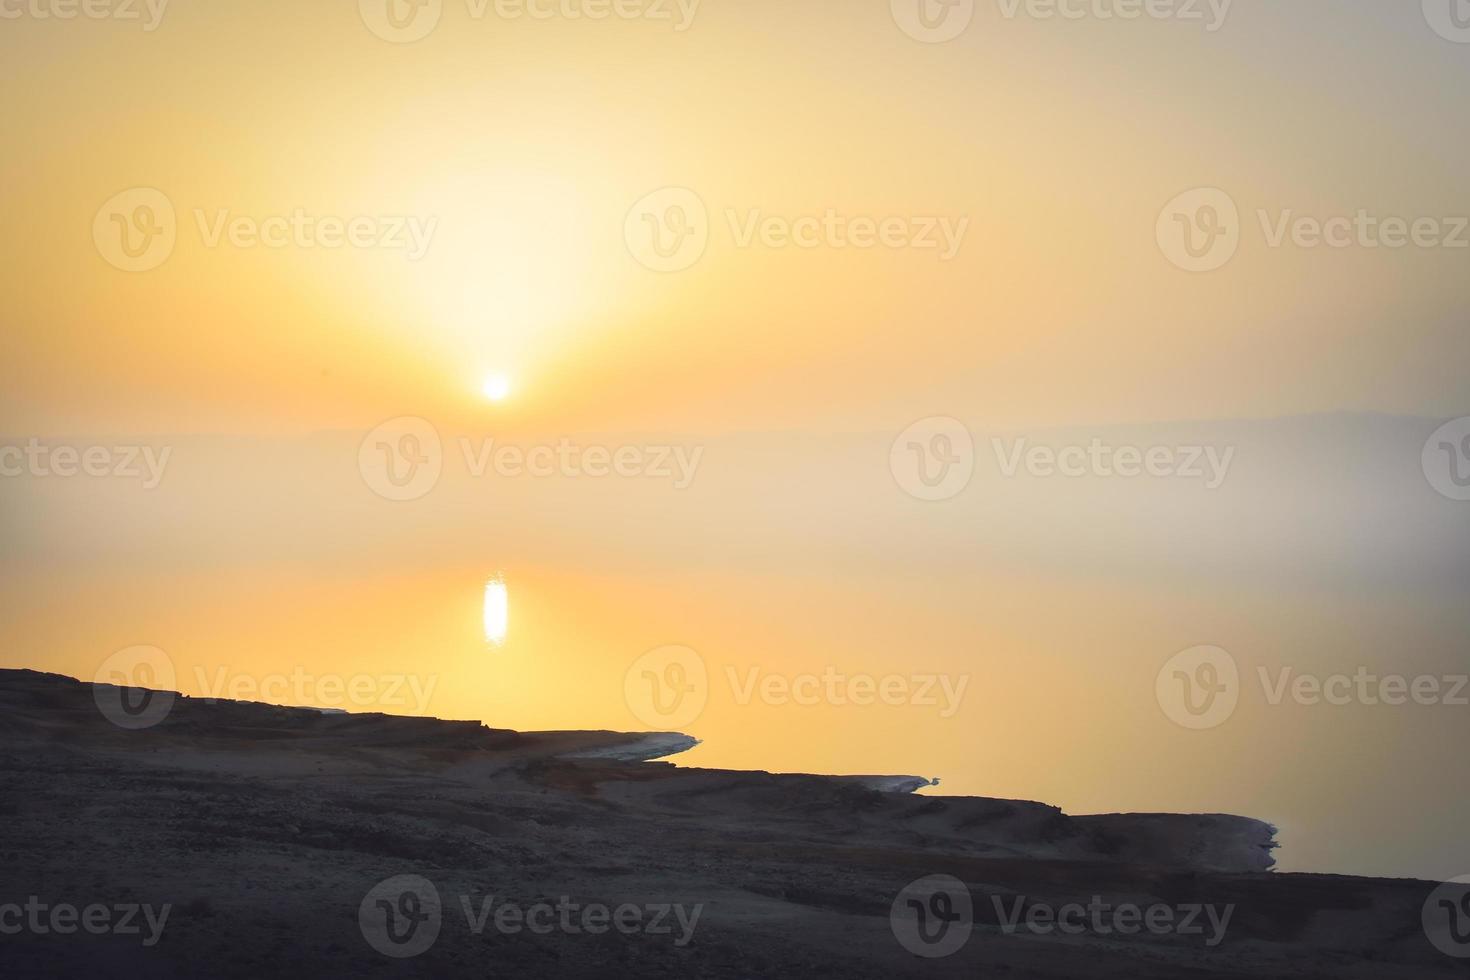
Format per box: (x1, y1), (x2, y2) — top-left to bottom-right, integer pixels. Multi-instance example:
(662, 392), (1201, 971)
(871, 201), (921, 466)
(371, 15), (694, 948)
(5, 413), (1468, 881)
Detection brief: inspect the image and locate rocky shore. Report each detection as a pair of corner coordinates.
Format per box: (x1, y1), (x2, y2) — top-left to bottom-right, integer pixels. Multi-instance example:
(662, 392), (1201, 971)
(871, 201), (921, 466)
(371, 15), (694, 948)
(0, 668), (1458, 978)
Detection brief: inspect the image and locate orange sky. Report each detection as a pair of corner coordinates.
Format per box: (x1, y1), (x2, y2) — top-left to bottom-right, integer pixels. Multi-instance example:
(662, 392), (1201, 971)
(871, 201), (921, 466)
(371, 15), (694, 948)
(3, 1), (1468, 437)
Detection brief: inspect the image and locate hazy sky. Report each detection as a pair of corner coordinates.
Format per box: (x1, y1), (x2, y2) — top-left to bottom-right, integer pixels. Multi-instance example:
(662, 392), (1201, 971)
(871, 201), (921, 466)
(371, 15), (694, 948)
(3, 1), (1470, 882)
(3, 0), (1467, 437)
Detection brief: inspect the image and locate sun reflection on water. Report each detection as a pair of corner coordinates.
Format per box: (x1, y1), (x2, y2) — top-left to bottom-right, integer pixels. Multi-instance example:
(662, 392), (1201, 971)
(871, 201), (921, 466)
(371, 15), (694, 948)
(483, 575), (508, 647)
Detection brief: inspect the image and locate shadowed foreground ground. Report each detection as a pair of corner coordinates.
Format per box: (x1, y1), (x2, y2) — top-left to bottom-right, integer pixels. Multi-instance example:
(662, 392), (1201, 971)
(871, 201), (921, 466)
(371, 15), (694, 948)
(0, 669), (1460, 978)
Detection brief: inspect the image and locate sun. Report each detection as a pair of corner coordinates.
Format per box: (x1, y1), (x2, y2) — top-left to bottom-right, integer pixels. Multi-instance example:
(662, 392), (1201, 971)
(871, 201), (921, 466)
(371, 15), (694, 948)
(481, 374), (512, 402)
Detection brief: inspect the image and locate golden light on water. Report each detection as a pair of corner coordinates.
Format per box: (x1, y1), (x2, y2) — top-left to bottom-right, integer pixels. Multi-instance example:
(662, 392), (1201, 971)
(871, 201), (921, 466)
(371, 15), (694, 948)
(483, 576), (509, 647)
